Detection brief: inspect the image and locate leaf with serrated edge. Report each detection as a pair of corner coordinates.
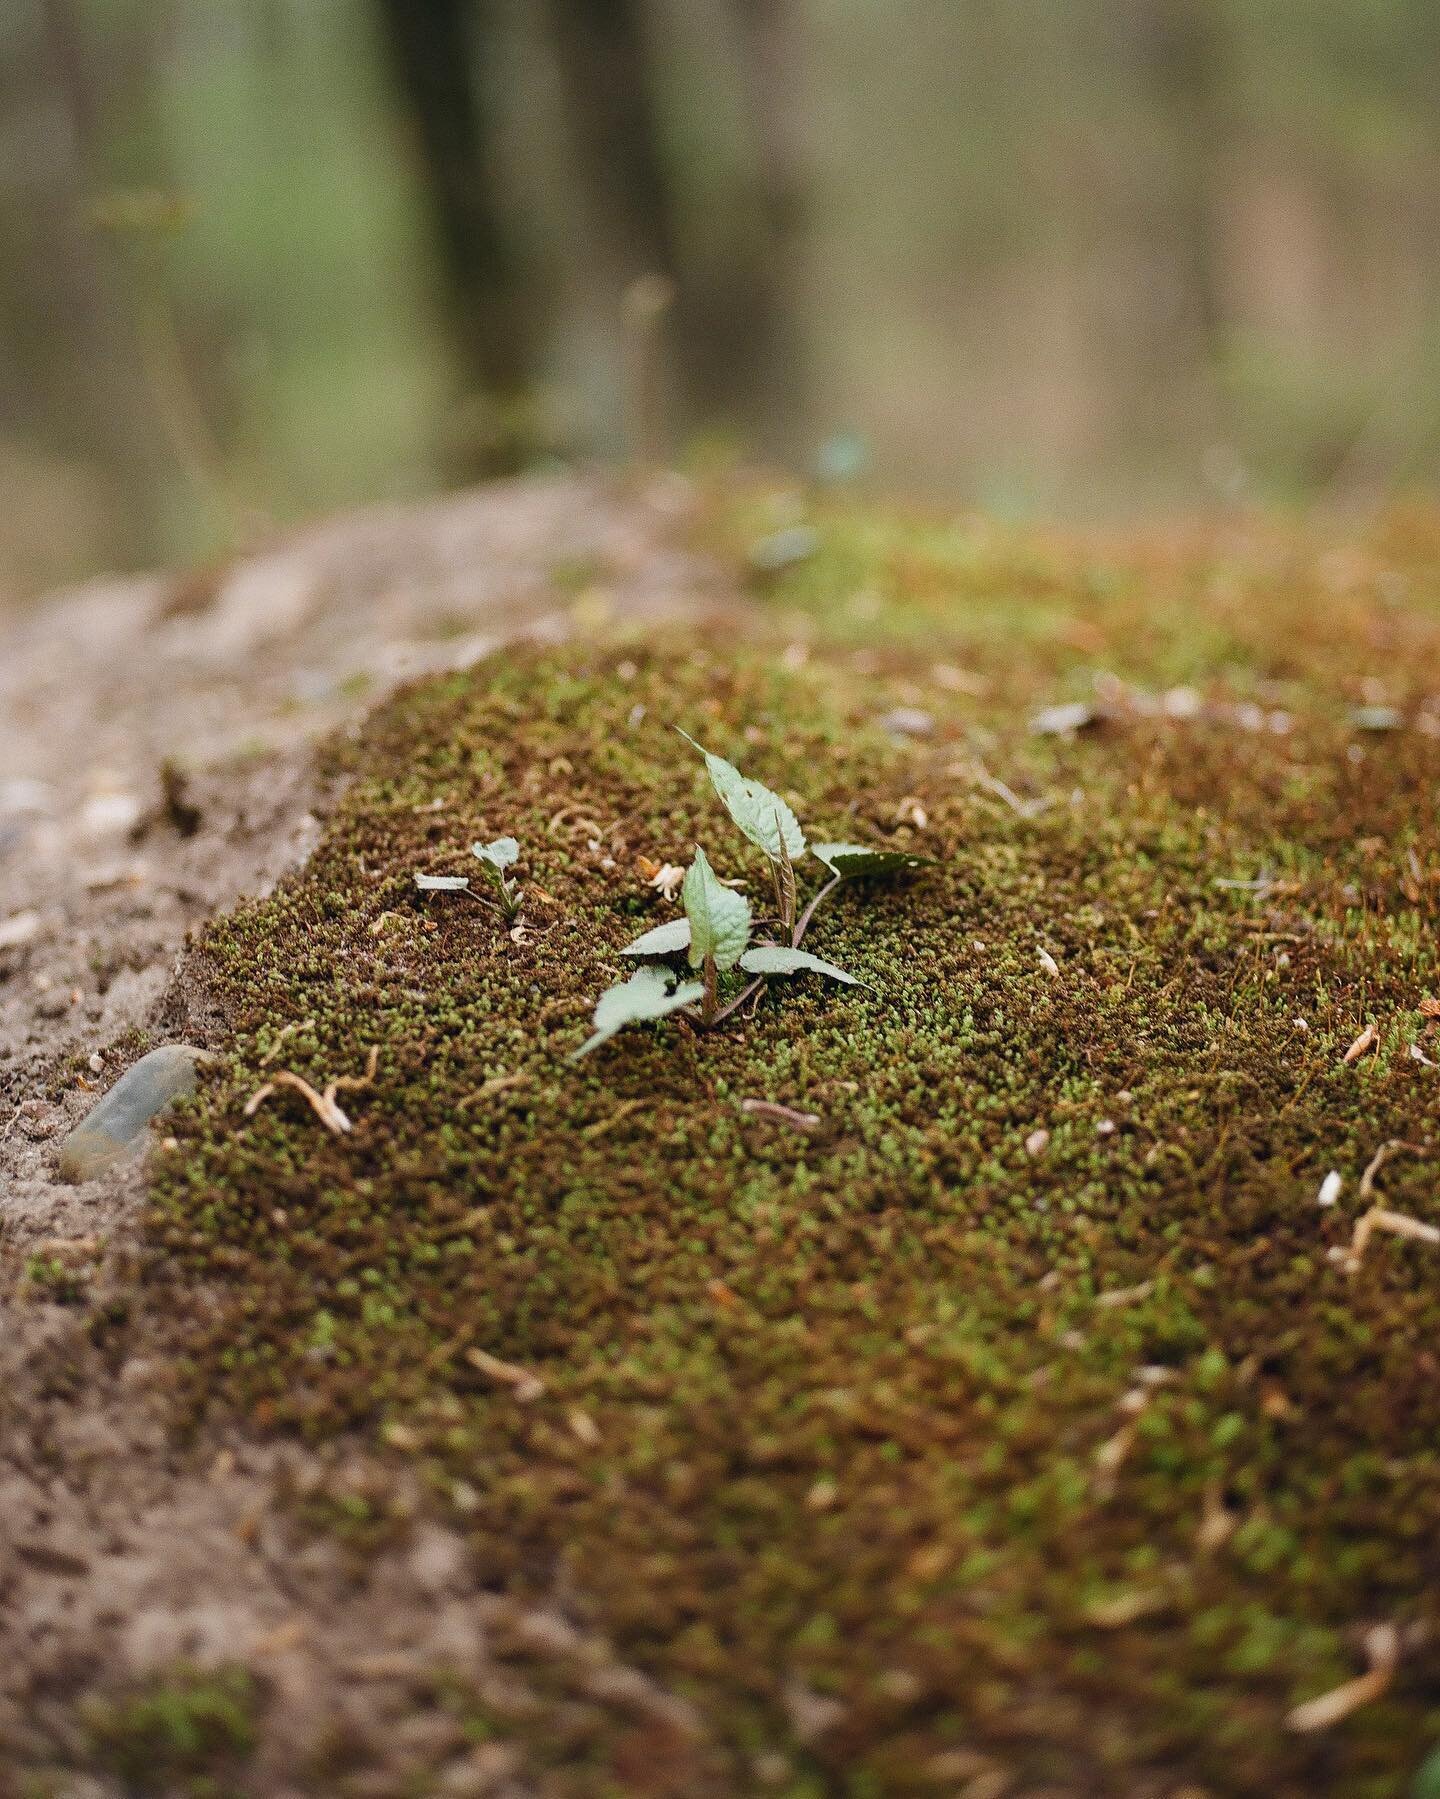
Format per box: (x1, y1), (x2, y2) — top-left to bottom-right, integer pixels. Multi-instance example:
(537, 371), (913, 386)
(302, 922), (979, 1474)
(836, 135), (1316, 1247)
(682, 847), (751, 972)
(677, 730), (806, 862)
(621, 918), (692, 956)
(472, 837), (519, 871)
(812, 841), (929, 879)
(740, 945), (865, 986)
(415, 874), (470, 891)
(570, 966), (704, 1060)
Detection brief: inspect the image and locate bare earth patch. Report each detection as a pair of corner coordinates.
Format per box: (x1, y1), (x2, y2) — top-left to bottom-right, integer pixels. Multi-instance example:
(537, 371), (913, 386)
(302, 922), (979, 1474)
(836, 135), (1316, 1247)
(0, 474), (719, 1797)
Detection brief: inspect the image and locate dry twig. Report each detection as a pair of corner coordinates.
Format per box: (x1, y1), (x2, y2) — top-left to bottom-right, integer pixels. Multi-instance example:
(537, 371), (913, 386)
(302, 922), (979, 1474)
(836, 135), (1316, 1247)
(465, 1346), (545, 1403)
(741, 1097), (821, 1131)
(244, 1046), (377, 1135)
(1285, 1624), (1400, 1733)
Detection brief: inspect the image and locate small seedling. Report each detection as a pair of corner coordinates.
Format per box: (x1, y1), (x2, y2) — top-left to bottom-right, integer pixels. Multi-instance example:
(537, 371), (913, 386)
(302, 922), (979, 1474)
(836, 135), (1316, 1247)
(413, 836), (524, 918)
(571, 965), (704, 1060)
(472, 837), (522, 917)
(676, 729), (807, 933)
(574, 730), (927, 1058)
(683, 845), (751, 1023)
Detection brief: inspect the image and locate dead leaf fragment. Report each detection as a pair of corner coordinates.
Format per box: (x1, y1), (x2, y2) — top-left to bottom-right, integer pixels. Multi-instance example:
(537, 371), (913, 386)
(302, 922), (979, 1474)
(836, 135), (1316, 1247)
(566, 1408), (600, 1446)
(1196, 1481), (1236, 1553)
(465, 1347), (544, 1403)
(1084, 1587), (1169, 1628)
(741, 1097), (821, 1130)
(1095, 1280), (1154, 1309)
(645, 861), (685, 901)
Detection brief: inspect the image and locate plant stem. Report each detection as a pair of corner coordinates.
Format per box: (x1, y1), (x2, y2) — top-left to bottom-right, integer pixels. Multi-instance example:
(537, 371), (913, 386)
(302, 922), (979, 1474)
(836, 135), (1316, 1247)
(711, 976), (764, 1026)
(793, 873), (841, 947)
(702, 954), (717, 1025)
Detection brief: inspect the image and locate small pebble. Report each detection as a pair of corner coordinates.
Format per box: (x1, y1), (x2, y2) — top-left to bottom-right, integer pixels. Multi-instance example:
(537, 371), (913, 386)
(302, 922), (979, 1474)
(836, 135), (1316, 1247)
(750, 524), (819, 572)
(0, 909), (41, 950)
(1031, 700), (1097, 736)
(57, 1045), (210, 1182)
(1350, 704), (1402, 732)
(878, 706), (934, 737)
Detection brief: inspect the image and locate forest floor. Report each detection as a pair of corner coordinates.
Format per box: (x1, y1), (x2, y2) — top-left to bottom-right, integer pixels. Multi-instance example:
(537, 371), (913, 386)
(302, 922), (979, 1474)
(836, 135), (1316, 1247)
(3, 477), (1440, 1799)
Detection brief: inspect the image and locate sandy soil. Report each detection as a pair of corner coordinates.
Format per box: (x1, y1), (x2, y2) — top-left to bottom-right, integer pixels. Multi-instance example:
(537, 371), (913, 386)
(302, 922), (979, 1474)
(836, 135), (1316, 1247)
(0, 473), (722, 1796)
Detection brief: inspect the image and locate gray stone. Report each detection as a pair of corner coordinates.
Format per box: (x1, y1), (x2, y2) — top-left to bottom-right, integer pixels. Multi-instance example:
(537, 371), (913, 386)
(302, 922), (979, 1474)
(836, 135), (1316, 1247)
(57, 1045), (210, 1183)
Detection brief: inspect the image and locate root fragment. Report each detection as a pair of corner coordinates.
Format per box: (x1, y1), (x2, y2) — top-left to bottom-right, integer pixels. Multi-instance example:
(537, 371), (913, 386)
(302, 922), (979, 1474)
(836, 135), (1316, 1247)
(1285, 1624), (1400, 1733)
(244, 1046), (377, 1135)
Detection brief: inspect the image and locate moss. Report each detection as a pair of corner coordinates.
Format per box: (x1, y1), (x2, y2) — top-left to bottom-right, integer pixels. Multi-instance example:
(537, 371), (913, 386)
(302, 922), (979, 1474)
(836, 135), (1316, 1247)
(142, 495), (1440, 1795)
(84, 1664), (260, 1792)
(20, 1254), (89, 1305)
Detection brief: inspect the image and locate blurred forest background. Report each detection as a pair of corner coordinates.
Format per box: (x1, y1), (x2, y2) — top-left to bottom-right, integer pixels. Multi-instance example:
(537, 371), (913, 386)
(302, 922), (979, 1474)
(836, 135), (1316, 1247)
(4, 0), (1440, 605)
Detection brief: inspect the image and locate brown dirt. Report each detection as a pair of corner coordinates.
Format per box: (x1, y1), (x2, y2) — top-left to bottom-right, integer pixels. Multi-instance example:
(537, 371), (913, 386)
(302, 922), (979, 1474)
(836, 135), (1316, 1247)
(0, 472), (721, 1797)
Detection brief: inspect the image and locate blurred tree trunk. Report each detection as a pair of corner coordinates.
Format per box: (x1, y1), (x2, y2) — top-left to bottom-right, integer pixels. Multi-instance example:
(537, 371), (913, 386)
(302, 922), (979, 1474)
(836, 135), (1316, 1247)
(0, 1), (171, 573)
(1147, 0), (1230, 390)
(376, 0), (540, 471)
(543, 0), (804, 450)
(712, 0), (806, 441)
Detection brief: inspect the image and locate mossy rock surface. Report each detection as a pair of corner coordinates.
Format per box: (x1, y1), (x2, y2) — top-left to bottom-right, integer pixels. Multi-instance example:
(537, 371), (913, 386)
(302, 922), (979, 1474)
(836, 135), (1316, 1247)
(146, 498), (1440, 1796)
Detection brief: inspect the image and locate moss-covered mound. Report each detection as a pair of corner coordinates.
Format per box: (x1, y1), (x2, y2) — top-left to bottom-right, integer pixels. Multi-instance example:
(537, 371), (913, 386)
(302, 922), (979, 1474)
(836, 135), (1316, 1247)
(148, 500), (1440, 1796)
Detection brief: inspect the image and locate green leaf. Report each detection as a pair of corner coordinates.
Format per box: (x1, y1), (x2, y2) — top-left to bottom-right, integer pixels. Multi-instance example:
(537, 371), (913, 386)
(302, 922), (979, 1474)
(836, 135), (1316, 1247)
(677, 730), (806, 863)
(1411, 1745), (1440, 1799)
(811, 841), (930, 879)
(415, 873), (470, 892)
(570, 966), (705, 1060)
(472, 837), (519, 871)
(739, 945), (865, 986)
(682, 847), (751, 972)
(621, 918), (692, 957)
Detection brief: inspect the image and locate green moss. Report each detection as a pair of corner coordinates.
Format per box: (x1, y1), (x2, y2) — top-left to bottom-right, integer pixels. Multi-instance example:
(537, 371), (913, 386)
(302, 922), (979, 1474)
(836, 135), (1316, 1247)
(21, 1254), (89, 1305)
(142, 496), (1440, 1794)
(84, 1664), (259, 1792)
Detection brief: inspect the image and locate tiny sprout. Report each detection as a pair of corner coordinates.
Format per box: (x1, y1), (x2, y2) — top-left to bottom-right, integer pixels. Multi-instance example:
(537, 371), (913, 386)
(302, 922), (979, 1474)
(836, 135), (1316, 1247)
(571, 729), (929, 1061)
(413, 835), (524, 919)
(471, 837), (523, 918)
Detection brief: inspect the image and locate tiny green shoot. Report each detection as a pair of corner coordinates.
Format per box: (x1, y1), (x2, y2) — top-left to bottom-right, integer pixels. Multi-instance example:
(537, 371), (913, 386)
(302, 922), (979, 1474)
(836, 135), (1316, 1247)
(574, 730), (927, 1058)
(472, 837), (522, 917)
(413, 836), (525, 918)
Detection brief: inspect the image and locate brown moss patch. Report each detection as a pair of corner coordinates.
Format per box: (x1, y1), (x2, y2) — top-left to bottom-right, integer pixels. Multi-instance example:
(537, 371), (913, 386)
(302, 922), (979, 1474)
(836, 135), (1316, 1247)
(144, 502), (1440, 1796)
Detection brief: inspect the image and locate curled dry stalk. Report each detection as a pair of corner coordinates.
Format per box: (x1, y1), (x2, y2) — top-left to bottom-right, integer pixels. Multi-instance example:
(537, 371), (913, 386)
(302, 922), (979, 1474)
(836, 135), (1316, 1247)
(773, 813), (798, 938)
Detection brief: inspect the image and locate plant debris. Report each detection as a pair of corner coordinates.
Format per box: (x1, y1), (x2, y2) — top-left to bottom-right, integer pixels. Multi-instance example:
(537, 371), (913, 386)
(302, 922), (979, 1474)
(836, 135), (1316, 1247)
(244, 1046), (377, 1135)
(1285, 1623), (1400, 1733)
